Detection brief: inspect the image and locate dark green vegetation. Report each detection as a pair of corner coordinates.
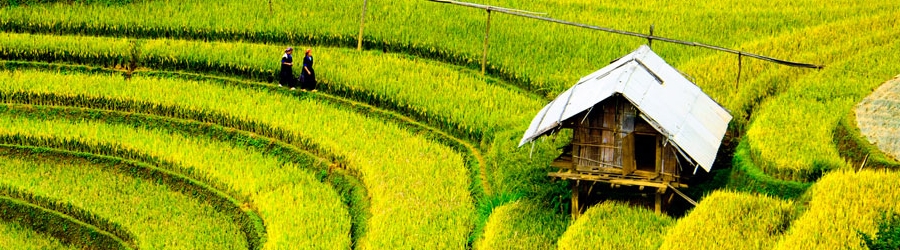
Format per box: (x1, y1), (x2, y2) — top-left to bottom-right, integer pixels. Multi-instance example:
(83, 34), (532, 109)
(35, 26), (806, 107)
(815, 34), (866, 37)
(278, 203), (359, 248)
(859, 212), (900, 250)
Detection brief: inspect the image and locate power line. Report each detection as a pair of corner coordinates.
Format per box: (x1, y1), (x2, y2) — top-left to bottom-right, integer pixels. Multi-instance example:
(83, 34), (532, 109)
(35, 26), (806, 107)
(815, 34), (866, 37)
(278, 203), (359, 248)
(426, 0), (825, 69)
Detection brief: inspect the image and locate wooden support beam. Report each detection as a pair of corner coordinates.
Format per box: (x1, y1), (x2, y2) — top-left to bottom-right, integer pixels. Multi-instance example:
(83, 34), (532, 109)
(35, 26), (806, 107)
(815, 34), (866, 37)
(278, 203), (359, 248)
(667, 183), (698, 206)
(548, 172), (689, 189)
(550, 159), (573, 170)
(573, 155), (622, 167)
(571, 143), (621, 149)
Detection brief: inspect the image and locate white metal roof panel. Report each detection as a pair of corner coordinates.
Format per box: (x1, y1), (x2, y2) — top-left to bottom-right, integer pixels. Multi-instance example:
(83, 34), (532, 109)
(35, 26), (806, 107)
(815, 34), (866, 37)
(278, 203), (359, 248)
(540, 88), (573, 128)
(559, 67), (624, 119)
(674, 116), (719, 170)
(519, 45), (733, 172)
(619, 64), (655, 105)
(519, 104), (551, 146)
(576, 52), (639, 84)
(689, 96), (732, 139)
(519, 87), (574, 146)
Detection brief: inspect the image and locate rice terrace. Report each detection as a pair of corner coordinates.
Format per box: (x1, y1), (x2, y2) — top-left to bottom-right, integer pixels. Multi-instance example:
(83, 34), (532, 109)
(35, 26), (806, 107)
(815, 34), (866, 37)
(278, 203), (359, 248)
(0, 0), (899, 249)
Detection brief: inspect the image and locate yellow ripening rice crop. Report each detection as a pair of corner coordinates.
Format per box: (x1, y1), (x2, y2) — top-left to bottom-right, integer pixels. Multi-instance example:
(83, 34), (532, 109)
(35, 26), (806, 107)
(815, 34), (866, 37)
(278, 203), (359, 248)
(740, 18), (900, 181)
(0, 69), (473, 249)
(0, 221), (77, 250)
(0, 110), (352, 249)
(0, 32), (545, 138)
(476, 200), (568, 250)
(559, 201), (674, 250)
(1, 0), (895, 94)
(659, 190), (794, 250)
(774, 170), (900, 250)
(680, 13), (900, 128)
(0, 152), (246, 249)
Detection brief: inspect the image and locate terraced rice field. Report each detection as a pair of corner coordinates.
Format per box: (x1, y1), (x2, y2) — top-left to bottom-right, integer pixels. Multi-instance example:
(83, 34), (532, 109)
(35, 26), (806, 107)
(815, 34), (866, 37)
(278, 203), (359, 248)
(3, 0), (897, 95)
(0, 104), (351, 249)
(659, 191), (795, 250)
(475, 200), (568, 250)
(744, 33), (900, 181)
(775, 170), (900, 249)
(1, 0), (899, 249)
(0, 68), (472, 248)
(0, 222), (75, 250)
(0, 150), (246, 249)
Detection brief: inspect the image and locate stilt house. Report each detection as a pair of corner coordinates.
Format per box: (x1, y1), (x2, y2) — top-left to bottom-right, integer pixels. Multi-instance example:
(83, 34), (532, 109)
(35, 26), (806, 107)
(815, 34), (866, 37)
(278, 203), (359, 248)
(519, 45), (732, 215)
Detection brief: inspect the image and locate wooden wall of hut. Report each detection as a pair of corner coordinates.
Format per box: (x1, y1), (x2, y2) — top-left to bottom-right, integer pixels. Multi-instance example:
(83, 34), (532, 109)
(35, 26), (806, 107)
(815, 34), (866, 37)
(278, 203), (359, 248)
(570, 95), (681, 181)
(572, 95), (635, 172)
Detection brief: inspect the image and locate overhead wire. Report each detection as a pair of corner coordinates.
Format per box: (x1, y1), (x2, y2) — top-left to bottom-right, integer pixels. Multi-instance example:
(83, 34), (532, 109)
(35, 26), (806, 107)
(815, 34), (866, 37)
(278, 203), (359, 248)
(425, 0), (826, 70)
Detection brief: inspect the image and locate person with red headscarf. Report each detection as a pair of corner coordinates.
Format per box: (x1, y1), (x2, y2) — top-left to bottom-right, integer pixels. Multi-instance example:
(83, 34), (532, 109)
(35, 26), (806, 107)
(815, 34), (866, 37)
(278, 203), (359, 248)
(300, 49), (317, 92)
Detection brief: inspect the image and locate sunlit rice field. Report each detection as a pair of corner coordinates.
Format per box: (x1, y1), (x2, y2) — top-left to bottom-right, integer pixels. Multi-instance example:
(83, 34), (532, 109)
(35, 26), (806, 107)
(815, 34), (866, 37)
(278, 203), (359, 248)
(1, 0), (899, 248)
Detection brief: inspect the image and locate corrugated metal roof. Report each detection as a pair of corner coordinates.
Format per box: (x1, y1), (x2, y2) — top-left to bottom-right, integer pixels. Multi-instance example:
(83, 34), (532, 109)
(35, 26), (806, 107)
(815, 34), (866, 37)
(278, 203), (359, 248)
(519, 45), (732, 172)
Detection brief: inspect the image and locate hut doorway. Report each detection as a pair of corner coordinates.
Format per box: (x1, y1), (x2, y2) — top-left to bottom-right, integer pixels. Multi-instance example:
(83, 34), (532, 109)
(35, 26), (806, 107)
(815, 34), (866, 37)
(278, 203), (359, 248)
(634, 134), (657, 172)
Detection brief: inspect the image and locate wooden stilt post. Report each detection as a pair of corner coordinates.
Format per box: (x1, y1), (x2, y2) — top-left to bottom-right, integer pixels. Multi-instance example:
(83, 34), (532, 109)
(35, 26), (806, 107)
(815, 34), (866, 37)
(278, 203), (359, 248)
(655, 190), (662, 214)
(482, 9), (492, 75)
(572, 180), (580, 220)
(357, 0), (369, 51)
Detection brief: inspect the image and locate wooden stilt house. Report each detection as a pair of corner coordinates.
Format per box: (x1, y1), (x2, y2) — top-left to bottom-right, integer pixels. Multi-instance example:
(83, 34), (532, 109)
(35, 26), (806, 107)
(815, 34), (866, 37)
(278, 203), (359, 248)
(519, 45), (732, 216)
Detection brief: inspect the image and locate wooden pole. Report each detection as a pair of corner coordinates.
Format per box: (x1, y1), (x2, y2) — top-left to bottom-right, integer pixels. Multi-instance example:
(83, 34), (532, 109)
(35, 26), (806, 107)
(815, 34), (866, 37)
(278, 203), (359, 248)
(736, 52), (743, 89)
(357, 0), (369, 51)
(482, 9), (492, 75)
(268, 0), (273, 16)
(647, 24), (654, 48)
(571, 180), (580, 220)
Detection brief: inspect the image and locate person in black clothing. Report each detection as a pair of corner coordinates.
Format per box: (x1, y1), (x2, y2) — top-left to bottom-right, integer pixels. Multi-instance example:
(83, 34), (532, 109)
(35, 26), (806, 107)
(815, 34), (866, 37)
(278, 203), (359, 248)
(279, 47), (296, 90)
(300, 48), (317, 92)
